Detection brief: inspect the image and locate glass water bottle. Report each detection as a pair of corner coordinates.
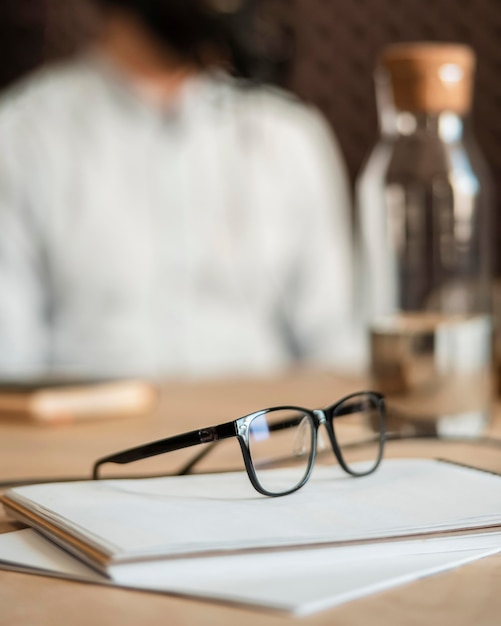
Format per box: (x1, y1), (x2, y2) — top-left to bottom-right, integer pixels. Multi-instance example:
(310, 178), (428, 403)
(356, 43), (493, 437)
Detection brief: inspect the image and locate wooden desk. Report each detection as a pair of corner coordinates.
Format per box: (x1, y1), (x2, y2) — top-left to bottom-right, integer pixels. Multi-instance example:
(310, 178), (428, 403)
(1, 371), (501, 626)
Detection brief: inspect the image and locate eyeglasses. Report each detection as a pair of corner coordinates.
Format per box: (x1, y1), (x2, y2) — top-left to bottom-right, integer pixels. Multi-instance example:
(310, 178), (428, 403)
(92, 391), (386, 496)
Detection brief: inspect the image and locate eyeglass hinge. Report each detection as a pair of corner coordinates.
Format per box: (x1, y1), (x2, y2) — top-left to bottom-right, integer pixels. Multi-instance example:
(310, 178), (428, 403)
(198, 427), (218, 444)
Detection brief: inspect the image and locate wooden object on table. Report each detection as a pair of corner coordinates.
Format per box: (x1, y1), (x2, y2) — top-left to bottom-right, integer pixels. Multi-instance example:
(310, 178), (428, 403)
(0, 379), (159, 425)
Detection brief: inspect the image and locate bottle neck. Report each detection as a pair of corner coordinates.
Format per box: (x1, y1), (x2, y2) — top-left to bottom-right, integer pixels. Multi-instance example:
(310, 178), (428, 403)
(380, 110), (466, 143)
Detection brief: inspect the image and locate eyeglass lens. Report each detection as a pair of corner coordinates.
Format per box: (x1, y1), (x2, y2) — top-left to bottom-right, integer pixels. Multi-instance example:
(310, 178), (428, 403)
(248, 409), (315, 495)
(331, 393), (383, 476)
(247, 393), (384, 494)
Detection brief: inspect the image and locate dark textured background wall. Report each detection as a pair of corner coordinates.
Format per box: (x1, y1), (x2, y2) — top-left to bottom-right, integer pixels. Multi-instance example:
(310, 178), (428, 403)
(288, 0), (501, 208)
(1, 0), (500, 265)
(0, 1), (47, 88)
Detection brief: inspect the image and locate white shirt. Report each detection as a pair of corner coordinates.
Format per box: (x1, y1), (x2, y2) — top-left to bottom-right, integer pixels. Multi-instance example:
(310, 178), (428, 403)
(0, 55), (359, 378)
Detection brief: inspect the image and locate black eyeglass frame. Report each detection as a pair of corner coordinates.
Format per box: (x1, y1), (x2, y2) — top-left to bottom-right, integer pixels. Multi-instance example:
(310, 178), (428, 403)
(92, 391), (386, 497)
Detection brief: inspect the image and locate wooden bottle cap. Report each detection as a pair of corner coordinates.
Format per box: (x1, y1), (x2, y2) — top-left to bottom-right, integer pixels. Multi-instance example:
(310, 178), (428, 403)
(380, 42), (476, 114)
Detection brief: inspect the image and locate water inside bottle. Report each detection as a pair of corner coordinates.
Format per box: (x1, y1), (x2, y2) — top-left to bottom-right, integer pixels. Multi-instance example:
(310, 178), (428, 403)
(370, 312), (493, 437)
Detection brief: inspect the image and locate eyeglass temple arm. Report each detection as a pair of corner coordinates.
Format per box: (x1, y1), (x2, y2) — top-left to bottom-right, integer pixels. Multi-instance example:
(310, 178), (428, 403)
(92, 421), (237, 479)
(177, 401), (371, 475)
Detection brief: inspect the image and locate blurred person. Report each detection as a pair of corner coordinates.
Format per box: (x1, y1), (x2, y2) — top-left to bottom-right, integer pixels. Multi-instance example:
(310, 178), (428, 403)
(0, 0), (359, 379)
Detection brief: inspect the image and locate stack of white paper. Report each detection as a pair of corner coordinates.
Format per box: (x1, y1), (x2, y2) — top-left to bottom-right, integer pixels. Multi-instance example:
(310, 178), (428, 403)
(1, 458), (501, 615)
(2, 527), (501, 615)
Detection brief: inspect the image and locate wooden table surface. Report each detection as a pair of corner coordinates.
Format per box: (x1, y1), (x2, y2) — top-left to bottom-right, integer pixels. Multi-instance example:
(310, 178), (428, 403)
(1, 370), (501, 626)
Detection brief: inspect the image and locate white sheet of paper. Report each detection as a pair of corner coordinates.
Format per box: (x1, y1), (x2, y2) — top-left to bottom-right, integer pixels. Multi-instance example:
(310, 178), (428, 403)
(5, 459), (501, 565)
(1, 528), (501, 615)
(0, 529), (103, 582)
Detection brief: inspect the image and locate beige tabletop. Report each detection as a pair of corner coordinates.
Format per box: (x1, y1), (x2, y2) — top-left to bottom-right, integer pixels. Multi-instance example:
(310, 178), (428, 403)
(1, 370), (501, 626)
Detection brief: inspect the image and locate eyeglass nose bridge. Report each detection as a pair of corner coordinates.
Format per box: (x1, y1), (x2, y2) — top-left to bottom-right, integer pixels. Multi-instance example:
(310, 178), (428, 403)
(313, 409), (327, 426)
(313, 408), (345, 463)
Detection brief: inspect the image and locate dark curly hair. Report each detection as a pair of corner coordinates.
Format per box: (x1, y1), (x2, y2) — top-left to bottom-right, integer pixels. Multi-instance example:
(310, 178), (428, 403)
(95, 0), (290, 82)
